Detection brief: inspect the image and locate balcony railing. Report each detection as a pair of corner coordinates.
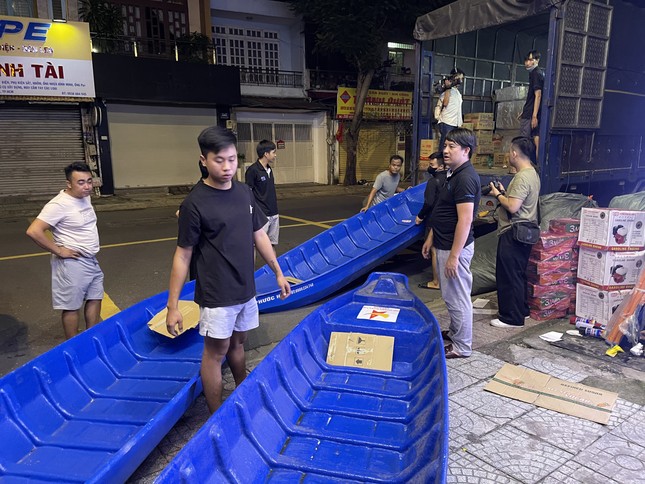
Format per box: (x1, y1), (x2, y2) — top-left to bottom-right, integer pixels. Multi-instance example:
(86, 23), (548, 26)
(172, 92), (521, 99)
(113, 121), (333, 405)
(308, 69), (414, 92)
(90, 35), (215, 63)
(239, 68), (303, 88)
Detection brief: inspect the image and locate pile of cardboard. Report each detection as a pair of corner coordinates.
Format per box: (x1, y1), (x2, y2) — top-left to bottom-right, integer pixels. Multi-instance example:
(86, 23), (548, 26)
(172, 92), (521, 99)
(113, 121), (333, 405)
(527, 219), (580, 320)
(464, 112), (495, 167)
(575, 208), (645, 327)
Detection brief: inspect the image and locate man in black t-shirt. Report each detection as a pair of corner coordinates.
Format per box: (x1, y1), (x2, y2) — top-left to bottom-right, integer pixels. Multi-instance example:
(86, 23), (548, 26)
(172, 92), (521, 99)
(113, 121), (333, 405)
(519, 50), (544, 154)
(426, 128), (480, 359)
(246, 140), (279, 246)
(166, 126), (291, 414)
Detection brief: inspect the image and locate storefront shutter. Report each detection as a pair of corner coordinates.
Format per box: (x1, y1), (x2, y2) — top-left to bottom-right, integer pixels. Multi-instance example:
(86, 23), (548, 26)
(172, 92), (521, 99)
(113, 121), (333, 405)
(339, 122), (397, 183)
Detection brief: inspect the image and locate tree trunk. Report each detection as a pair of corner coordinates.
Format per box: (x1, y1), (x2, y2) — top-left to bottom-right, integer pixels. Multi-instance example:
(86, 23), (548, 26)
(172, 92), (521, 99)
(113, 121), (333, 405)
(343, 69), (374, 185)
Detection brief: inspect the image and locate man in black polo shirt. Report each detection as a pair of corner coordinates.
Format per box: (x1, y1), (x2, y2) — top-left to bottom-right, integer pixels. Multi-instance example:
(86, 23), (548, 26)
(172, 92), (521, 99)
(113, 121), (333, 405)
(429, 128), (480, 359)
(245, 140), (279, 246)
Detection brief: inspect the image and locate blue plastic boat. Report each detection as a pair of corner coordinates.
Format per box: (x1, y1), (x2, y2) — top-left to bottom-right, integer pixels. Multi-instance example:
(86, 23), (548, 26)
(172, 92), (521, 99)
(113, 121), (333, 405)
(255, 183), (425, 312)
(0, 284), (203, 483)
(158, 272), (450, 483)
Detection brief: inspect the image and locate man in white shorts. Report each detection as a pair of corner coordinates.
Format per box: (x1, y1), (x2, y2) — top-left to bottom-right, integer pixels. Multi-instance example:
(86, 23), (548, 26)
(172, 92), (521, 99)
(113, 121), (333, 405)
(166, 127), (291, 414)
(245, 139), (280, 246)
(26, 162), (103, 339)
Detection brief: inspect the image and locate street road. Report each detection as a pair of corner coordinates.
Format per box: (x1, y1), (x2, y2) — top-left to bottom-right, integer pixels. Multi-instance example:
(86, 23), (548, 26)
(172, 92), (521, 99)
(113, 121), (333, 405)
(1, 191), (422, 375)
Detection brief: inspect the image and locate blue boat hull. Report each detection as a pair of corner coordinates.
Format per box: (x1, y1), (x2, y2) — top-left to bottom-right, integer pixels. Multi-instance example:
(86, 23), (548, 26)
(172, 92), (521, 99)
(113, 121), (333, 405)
(255, 184), (425, 312)
(158, 272), (450, 483)
(0, 283), (203, 483)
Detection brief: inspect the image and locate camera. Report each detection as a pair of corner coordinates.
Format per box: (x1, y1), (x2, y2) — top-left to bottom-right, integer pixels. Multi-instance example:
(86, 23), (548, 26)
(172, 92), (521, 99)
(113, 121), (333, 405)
(481, 177), (502, 196)
(433, 69), (464, 94)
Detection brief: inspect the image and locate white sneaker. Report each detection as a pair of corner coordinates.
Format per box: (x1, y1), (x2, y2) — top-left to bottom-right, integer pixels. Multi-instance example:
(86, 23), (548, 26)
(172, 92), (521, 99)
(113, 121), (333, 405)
(490, 318), (524, 328)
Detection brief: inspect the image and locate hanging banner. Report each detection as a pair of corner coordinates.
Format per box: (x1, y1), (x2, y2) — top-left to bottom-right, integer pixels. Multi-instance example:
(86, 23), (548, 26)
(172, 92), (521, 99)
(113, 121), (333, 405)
(337, 87), (412, 120)
(0, 15), (95, 99)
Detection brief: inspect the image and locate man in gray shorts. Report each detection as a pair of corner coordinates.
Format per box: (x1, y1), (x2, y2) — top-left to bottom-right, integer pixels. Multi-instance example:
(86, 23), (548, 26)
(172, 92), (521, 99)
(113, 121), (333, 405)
(26, 162), (104, 339)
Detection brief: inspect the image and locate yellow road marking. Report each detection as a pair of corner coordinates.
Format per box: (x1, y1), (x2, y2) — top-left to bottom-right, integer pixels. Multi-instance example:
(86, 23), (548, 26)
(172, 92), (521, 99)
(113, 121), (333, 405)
(2, 218), (347, 262)
(279, 215), (332, 229)
(101, 292), (121, 319)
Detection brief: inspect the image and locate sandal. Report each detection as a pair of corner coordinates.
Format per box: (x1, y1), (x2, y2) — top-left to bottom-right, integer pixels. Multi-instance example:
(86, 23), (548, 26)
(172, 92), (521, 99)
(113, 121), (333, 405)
(444, 344), (468, 359)
(418, 282), (440, 290)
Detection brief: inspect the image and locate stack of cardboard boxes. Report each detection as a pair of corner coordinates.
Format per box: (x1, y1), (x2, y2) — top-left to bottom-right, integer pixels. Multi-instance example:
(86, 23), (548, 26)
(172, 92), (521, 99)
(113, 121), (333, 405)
(527, 219), (580, 320)
(575, 208), (645, 327)
(463, 113), (494, 167)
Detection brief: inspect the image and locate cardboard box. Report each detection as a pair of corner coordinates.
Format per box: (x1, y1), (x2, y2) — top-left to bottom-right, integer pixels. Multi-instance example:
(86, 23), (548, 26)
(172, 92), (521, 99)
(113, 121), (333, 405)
(419, 139), (439, 160)
(326, 332), (394, 372)
(575, 283), (632, 326)
(533, 232), (578, 252)
(528, 258), (576, 275)
(473, 154), (494, 167)
(528, 271), (576, 286)
(485, 363), (618, 424)
(530, 307), (568, 321)
(578, 207), (645, 251)
(469, 119), (494, 130)
(474, 130), (493, 142)
(577, 247), (645, 289)
(528, 282), (575, 298)
(528, 294), (570, 311)
(461, 122), (473, 130)
(477, 141), (495, 154)
(531, 246), (578, 263)
(494, 153), (510, 167)
(464, 112), (494, 121)
(549, 218), (581, 234)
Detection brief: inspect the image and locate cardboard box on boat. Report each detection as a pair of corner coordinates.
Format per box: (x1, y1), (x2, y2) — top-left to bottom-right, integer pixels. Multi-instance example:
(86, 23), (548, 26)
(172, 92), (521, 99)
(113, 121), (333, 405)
(327, 332), (394, 372)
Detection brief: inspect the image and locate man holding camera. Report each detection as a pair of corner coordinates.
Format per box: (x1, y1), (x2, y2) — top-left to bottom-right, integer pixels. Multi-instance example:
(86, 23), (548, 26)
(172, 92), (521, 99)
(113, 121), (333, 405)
(489, 137), (541, 328)
(435, 68), (464, 152)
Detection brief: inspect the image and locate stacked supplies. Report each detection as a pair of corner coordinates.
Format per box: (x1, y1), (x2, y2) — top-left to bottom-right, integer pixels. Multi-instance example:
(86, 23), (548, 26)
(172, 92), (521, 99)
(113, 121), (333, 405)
(527, 218), (580, 320)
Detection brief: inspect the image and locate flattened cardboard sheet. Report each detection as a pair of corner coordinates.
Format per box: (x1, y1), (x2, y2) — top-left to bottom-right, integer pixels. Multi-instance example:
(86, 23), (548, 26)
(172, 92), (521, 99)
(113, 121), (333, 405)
(485, 363), (617, 424)
(147, 300), (200, 338)
(326, 332), (394, 372)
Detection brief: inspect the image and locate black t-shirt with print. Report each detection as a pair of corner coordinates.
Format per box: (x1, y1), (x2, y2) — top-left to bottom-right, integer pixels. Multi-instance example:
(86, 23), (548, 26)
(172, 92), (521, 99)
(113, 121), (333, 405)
(245, 160), (278, 216)
(178, 180), (268, 307)
(431, 161), (481, 251)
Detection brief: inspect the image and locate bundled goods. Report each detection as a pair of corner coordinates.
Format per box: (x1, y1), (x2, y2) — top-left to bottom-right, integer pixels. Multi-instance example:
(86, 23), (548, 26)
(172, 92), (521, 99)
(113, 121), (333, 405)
(464, 112), (494, 130)
(527, 219), (580, 320)
(575, 207), (645, 334)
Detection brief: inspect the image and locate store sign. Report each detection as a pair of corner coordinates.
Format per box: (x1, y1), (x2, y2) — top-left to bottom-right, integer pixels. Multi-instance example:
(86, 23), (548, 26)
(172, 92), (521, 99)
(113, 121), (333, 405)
(336, 87), (412, 120)
(0, 15), (95, 98)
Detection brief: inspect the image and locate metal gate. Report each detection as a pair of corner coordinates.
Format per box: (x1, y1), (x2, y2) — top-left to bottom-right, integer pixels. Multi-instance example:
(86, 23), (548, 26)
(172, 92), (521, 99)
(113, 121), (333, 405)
(0, 105), (84, 197)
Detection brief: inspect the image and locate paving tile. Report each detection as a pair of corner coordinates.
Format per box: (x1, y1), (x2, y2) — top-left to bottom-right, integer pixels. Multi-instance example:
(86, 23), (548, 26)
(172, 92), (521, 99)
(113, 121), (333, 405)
(450, 382), (534, 425)
(449, 400), (498, 449)
(606, 398), (643, 430)
(127, 447), (169, 482)
(541, 461), (621, 484)
(447, 449), (521, 483)
(574, 433), (645, 484)
(520, 356), (589, 383)
(612, 408), (645, 447)
(509, 407), (607, 453)
(447, 351), (505, 380)
(447, 366), (480, 395)
(465, 426), (573, 484)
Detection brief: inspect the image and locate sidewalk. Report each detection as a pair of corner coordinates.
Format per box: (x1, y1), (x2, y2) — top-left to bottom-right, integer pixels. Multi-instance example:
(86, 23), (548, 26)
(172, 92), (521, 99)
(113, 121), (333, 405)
(0, 183), (372, 219)
(129, 291), (645, 483)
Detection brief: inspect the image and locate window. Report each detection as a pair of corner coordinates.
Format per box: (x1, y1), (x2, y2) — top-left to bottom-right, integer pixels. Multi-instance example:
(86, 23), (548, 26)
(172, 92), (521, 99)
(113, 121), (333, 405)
(1, 0), (32, 16)
(214, 25), (279, 70)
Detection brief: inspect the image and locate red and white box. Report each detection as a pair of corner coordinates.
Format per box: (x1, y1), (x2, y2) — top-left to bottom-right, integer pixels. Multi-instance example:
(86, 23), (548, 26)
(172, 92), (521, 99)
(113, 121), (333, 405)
(578, 207), (645, 251)
(577, 247), (645, 289)
(575, 283), (632, 326)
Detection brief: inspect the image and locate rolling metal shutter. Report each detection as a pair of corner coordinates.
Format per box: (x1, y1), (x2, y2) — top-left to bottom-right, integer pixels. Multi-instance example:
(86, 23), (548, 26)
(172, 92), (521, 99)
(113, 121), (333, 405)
(339, 122), (397, 183)
(0, 105), (84, 196)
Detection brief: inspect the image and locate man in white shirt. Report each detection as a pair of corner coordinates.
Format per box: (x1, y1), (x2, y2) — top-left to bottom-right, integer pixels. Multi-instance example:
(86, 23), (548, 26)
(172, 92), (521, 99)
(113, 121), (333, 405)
(26, 163), (104, 339)
(436, 68), (464, 152)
